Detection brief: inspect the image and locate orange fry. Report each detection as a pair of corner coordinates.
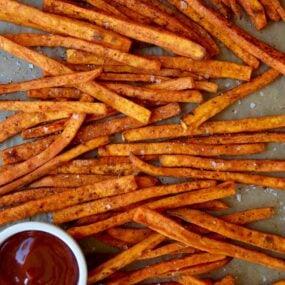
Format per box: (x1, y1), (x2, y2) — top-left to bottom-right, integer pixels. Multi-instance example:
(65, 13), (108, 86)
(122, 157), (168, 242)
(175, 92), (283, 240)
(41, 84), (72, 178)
(214, 275), (235, 285)
(177, 275), (212, 285)
(145, 77), (195, 90)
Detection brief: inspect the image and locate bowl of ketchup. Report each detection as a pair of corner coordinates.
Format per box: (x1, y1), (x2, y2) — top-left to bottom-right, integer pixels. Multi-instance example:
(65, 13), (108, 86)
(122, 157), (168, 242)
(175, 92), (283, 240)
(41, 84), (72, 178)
(0, 222), (87, 285)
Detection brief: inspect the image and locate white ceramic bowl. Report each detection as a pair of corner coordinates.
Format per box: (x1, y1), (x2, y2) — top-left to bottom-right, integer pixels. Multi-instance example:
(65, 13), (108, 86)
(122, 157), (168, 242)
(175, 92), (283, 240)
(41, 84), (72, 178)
(0, 222), (87, 285)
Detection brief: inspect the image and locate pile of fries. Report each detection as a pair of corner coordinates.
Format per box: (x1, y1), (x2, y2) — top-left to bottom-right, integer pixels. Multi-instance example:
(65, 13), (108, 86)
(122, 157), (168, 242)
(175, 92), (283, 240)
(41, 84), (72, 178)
(0, 0), (285, 284)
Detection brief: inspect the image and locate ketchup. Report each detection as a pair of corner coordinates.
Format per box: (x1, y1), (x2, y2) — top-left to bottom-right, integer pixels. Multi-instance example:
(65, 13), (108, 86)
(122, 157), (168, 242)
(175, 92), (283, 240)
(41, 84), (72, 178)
(0, 231), (79, 285)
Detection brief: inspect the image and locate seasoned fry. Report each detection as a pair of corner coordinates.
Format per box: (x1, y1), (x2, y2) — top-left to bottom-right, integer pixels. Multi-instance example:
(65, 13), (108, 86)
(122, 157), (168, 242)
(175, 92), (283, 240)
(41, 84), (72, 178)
(271, 0), (285, 21)
(145, 77), (195, 90)
(133, 208), (285, 271)
(123, 115), (285, 142)
(73, 103), (181, 144)
(0, 176), (137, 226)
(0, 137), (110, 196)
(150, 56), (252, 80)
(1, 135), (57, 165)
(0, 111), (69, 143)
(0, 69), (101, 95)
(103, 83), (203, 103)
(169, 0), (285, 74)
(44, 0), (206, 59)
(259, 0), (281, 21)
(0, 0), (131, 51)
(28, 87), (82, 100)
(54, 180), (217, 224)
(238, 0), (267, 30)
(181, 132), (285, 145)
(130, 154), (285, 189)
(159, 155), (285, 172)
(214, 275), (235, 285)
(0, 101), (106, 114)
(98, 142), (266, 156)
(4, 34), (160, 71)
(107, 253), (225, 285)
(171, 209), (285, 253)
(194, 81), (218, 93)
(0, 188), (72, 208)
(99, 73), (168, 82)
(191, 200), (229, 211)
(182, 68), (280, 129)
(177, 275), (211, 285)
(0, 35), (151, 123)
(88, 233), (164, 283)
(210, 0), (232, 17)
(107, 227), (152, 244)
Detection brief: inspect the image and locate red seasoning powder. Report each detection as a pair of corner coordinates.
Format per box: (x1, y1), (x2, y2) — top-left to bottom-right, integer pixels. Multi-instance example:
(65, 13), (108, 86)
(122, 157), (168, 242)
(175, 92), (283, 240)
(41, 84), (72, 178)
(0, 231), (79, 285)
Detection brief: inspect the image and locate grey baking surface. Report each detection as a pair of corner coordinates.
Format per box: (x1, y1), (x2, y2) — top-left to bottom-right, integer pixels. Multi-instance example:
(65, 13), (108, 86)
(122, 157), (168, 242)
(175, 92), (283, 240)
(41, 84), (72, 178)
(0, 1), (285, 284)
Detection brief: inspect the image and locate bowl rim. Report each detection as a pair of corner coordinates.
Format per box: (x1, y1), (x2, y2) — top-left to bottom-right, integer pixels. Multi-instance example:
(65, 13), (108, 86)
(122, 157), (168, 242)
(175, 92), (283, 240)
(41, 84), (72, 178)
(0, 221), (87, 285)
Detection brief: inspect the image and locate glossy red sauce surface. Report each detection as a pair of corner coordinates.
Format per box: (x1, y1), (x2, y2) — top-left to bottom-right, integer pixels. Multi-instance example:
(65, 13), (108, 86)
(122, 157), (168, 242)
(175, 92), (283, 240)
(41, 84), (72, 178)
(0, 231), (79, 285)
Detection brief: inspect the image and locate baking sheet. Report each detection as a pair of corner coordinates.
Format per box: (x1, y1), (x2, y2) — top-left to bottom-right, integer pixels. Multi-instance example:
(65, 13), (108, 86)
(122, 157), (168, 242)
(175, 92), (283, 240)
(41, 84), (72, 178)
(0, 1), (284, 284)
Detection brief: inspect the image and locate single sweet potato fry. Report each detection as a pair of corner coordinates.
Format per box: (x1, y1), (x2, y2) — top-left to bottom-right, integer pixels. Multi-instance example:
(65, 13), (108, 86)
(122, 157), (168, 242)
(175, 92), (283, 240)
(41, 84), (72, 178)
(169, 0), (285, 74)
(159, 155), (285, 172)
(28, 87), (82, 100)
(44, 0), (206, 59)
(0, 69), (101, 95)
(88, 233), (164, 283)
(133, 208), (285, 271)
(259, 0), (281, 21)
(107, 253), (225, 285)
(238, 0), (267, 30)
(4, 34), (160, 71)
(0, 0), (131, 51)
(123, 115), (285, 142)
(1, 135), (57, 165)
(0, 101), (106, 114)
(103, 83), (203, 103)
(145, 77), (195, 90)
(0, 112), (69, 143)
(214, 275), (235, 285)
(53, 180), (217, 224)
(271, 0), (285, 21)
(130, 154), (285, 189)
(0, 35), (151, 123)
(0, 176), (138, 226)
(151, 56), (252, 80)
(194, 81), (218, 93)
(98, 142), (266, 156)
(182, 69), (280, 129)
(191, 200), (229, 211)
(171, 209), (285, 253)
(0, 136), (110, 195)
(99, 73), (169, 82)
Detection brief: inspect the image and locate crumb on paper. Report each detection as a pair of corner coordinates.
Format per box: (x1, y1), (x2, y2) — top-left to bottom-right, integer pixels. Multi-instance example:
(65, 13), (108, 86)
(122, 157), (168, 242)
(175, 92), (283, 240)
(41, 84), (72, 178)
(250, 102), (256, 109)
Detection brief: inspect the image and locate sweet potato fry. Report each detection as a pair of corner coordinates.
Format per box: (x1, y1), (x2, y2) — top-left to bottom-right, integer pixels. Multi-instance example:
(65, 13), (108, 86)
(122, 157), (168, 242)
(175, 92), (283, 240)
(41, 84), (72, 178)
(107, 227), (152, 245)
(88, 233), (164, 284)
(210, 0), (232, 17)
(169, 0), (285, 74)
(139, 242), (196, 260)
(0, 176), (137, 226)
(159, 155), (285, 172)
(123, 115), (285, 142)
(171, 209), (285, 253)
(182, 132), (285, 145)
(99, 73), (168, 82)
(177, 275), (212, 285)
(0, 101), (106, 114)
(130, 154), (285, 189)
(191, 200), (229, 211)
(145, 77), (195, 90)
(0, 69), (101, 95)
(97, 234), (131, 250)
(151, 56), (252, 80)
(1, 135), (57, 165)
(73, 103), (181, 144)
(0, 188), (73, 208)
(214, 275), (235, 285)
(103, 83), (202, 103)
(28, 87), (82, 100)
(98, 142), (266, 156)
(54, 180), (217, 224)
(0, 112), (69, 143)
(182, 69), (280, 128)
(238, 0), (267, 30)
(107, 253), (225, 285)
(271, 0), (285, 21)
(0, 35), (151, 123)
(0, 136), (110, 195)
(44, 0), (206, 59)
(4, 34), (160, 71)
(133, 208), (285, 271)
(259, 0), (281, 21)
(194, 81), (218, 93)
(0, 0), (131, 51)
